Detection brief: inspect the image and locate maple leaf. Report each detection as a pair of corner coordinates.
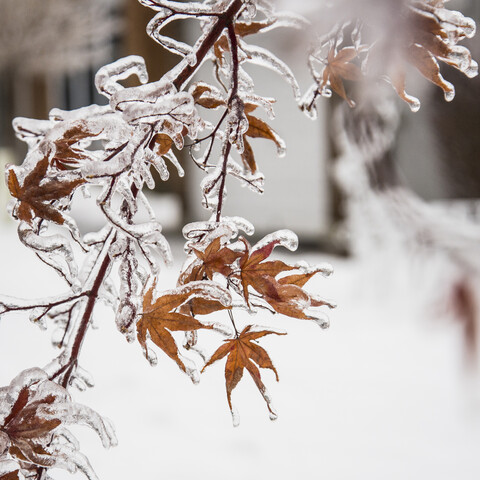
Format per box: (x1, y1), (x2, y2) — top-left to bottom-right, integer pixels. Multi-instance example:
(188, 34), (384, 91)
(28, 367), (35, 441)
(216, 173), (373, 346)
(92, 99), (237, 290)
(202, 325), (285, 424)
(319, 46), (363, 107)
(137, 281), (231, 378)
(7, 158), (85, 225)
(0, 368), (116, 477)
(237, 237), (295, 306)
(51, 123), (100, 170)
(190, 236), (243, 280)
(235, 236), (335, 322)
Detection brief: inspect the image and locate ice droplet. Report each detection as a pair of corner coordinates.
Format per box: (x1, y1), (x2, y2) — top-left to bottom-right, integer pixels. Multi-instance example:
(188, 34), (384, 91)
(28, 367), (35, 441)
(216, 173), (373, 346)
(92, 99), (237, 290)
(465, 59), (478, 78)
(312, 313), (330, 329)
(443, 83), (455, 102)
(269, 410), (278, 422)
(145, 347), (158, 366)
(231, 406), (240, 427)
(407, 97), (421, 113)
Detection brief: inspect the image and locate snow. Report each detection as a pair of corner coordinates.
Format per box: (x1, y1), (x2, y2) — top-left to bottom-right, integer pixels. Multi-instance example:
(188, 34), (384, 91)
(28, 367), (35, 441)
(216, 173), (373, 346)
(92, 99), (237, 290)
(1, 218), (480, 480)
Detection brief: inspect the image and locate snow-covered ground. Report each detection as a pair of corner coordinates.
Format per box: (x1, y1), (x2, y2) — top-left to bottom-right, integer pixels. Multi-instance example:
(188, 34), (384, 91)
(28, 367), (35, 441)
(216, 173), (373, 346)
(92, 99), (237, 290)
(1, 219), (480, 480)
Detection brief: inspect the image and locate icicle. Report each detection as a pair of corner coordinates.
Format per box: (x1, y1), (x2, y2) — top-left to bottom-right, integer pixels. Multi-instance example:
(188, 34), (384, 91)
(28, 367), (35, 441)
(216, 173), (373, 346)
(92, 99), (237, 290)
(145, 346), (159, 366)
(164, 150), (185, 177)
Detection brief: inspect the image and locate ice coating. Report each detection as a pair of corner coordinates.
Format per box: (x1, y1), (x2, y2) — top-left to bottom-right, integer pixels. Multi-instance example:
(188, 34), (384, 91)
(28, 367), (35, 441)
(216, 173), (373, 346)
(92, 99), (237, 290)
(12, 117), (53, 147)
(311, 311), (330, 329)
(227, 158), (265, 194)
(140, 0), (217, 15)
(253, 229), (299, 252)
(0, 368), (117, 479)
(221, 216), (255, 236)
(291, 261), (334, 277)
(163, 281), (232, 309)
(147, 12), (194, 57)
(0, 459), (22, 477)
(40, 402), (117, 449)
(231, 406), (240, 428)
(95, 55), (148, 98)
(241, 93), (276, 119)
(241, 44), (301, 101)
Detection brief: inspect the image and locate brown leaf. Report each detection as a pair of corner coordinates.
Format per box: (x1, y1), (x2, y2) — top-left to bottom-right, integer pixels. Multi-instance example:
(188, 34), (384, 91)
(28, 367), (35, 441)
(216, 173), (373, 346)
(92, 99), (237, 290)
(190, 237), (243, 281)
(240, 137), (257, 173)
(137, 283), (222, 374)
(244, 103), (259, 114)
(202, 325), (285, 421)
(320, 46), (362, 107)
(7, 158), (85, 225)
(235, 237), (335, 319)
(190, 83), (226, 109)
(245, 115), (284, 154)
(214, 34), (229, 62)
(153, 133), (173, 155)
(4, 392), (61, 441)
(52, 123), (100, 170)
(0, 471), (21, 480)
(234, 19), (275, 37)
(406, 44), (454, 100)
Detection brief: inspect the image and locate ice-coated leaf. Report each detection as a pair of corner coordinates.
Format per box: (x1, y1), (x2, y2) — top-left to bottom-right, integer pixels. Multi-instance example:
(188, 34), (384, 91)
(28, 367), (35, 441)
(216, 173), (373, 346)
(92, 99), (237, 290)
(137, 280), (231, 379)
(202, 325), (285, 424)
(0, 368), (116, 480)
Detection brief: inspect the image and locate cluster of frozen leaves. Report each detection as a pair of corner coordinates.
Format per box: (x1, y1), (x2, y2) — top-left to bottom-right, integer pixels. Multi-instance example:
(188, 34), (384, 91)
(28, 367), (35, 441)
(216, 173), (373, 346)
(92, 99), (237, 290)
(139, 220), (334, 423)
(301, 0), (478, 114)
(0, 368), (116, 480)
(0, 0), (477, 478)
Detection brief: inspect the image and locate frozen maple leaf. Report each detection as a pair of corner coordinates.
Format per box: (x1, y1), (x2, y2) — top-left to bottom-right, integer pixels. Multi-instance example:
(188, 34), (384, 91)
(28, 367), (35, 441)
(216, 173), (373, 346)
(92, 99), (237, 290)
(188, 236), (243, 282)
(363, 0), (477, 110)
(319, 45), (363, 107)
(201, 325), (285, 425)
(0, 368), (116, 479)
(137, 281), (231, 379)
(7, 158), (85, 225)
(235, 236), (334, 323)
(51, 123), (100, 170)
(236, 237), (295, 306)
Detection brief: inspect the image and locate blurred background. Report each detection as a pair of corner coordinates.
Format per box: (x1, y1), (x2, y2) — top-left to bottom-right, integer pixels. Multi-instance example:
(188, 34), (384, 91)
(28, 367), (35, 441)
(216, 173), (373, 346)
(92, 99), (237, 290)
(1, 0), (480, 479)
